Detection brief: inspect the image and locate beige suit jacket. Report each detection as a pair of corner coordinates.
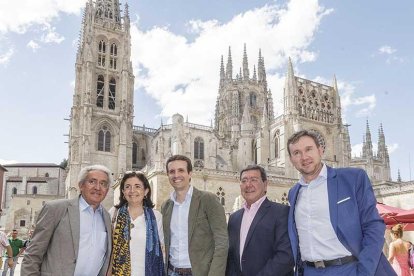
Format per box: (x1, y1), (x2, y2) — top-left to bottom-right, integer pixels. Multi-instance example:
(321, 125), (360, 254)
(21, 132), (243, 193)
(161, 187), (228, 276)
(21, 197), (112, 276)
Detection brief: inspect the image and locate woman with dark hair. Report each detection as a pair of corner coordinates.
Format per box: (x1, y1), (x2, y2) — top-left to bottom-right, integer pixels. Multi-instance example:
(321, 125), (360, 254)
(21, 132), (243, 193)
(108, 171), (164, 276)
(388, 224), (413, 276)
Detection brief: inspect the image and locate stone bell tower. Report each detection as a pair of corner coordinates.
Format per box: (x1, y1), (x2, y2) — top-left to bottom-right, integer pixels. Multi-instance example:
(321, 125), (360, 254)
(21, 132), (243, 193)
(66, 0), (134, 207)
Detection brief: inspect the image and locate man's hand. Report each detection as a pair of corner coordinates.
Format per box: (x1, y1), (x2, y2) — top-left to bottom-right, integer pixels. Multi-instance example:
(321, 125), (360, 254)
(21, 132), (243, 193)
(7, 258), (14, 268)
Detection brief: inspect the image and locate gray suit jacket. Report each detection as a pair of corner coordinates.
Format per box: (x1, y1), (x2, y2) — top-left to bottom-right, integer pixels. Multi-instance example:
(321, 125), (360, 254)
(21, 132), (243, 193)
(161, 187), (229, 276)
(21, 197), (112, 276)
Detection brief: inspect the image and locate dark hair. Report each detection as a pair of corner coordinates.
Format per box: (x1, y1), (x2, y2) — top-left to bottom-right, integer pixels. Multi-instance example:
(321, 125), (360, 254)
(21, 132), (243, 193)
(287, 130), (321, 156)
(115, 172), (154, 209)
(391, 224), (403, 238)
(240, 165), (267, 182)
(165, 155), (193, 173)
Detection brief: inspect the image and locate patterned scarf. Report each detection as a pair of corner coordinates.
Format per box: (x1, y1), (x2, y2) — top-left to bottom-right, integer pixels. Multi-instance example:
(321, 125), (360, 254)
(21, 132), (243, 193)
(112, 204), (165, 276)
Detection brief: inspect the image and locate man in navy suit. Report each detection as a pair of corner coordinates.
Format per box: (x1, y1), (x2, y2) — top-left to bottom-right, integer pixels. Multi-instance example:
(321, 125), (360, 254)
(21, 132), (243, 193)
(226, 165), (294, 276)
(286, 130), (396, 276)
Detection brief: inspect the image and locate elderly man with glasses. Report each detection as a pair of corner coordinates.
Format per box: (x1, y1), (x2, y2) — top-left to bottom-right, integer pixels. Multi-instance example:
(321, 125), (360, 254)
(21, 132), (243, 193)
(22, 165), (113, 276)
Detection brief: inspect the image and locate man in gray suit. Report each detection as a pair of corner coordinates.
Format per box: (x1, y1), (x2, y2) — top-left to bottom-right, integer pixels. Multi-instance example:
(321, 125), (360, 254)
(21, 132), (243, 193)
(22, 165), (113, 276)
(161, 155), (228, 276)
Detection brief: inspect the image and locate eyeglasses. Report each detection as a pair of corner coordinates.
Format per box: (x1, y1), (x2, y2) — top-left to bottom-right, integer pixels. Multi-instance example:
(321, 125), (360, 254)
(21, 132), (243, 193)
(86, 178), (109, 189)
(240, 177), (261, 185)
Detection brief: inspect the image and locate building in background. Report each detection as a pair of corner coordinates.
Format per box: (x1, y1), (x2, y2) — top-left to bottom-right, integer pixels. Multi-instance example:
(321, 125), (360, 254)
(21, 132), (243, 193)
(1, 163), (66, 232)
(64, 0), (414, 214)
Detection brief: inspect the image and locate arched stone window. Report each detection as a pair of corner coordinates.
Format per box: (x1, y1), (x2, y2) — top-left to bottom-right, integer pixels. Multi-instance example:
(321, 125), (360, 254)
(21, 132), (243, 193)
(98, 40), (106, 67)
(249, 92), (257, 107)
(110, 43), (117, 69)
(274, 130), (280, 159)
(32, 186), (38, 195)
(12, 187), (17, 195)
(252, 140), (258, 164)
(96, 75), (104, 108)
(132, 142), (138, 164)
(141, 149), (146, 161)
(194, 137), (204, 160)
(45, 172), (49, 177)
(108, 77), (116, 110)
(216, 187), (226, 206)
(98, 125), (111, 152)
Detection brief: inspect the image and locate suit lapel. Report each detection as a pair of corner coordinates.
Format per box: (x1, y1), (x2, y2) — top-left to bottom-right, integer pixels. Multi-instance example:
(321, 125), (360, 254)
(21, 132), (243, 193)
(288, 184), (301, 264)
(163, 200), (174, 247)
(233, 209), (244, 263)
(243, 198), (271, 252)
(327, 166), (339, 231)
(188, 187), (201, 242)
(68, 197), (80, 259)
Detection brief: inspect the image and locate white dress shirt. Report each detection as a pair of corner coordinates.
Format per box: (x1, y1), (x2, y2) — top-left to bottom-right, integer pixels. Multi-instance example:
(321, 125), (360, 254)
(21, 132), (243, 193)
(169, 185), (193, 268)
(295, 164), (351, 262)
(74, 196), (107, 276)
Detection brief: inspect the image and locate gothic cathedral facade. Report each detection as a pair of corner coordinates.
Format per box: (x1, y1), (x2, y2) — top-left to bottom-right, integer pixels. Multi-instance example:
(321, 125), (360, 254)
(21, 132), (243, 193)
(67, 0), (391, 211)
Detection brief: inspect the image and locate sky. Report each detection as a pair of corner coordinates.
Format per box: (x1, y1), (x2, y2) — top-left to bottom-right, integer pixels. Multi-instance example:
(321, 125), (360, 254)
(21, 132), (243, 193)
(0, 0), (413, 181)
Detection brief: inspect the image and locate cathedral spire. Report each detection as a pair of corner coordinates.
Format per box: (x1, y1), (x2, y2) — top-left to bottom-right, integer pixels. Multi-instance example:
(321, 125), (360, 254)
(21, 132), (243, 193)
(283, 57), (297, 115)
(220, 55), (225, 88)
(123, 2), (130, 31)
(257, 49), (267, 84)
(333, 74), (342, 125)
(242, 43), (249, 80)
(226, 47), (233, 80)
(362, 120), (373, 158)
(253, 65), (257, 81)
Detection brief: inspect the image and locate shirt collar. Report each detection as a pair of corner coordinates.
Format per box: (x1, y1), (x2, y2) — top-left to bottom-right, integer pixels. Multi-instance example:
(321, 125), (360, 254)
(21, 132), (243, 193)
(243, 194), (267, 211)
(299, 163), (327, 186)
(79, 195), (103, 213)
(170, 185), (194, 205)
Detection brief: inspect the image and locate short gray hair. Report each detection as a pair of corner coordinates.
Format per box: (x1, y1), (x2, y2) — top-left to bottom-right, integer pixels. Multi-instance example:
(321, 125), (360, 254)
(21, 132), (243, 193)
(77, 165), (113, 187)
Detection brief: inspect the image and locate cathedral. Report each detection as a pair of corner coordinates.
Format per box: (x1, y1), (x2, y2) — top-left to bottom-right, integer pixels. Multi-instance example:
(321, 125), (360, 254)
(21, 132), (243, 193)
(66, 0), (394, 212)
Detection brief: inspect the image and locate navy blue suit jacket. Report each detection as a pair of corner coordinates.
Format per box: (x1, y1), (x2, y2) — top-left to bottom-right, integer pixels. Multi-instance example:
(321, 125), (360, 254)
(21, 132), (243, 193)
(226, 198), (294, 276)
(287, 166), (396, 276)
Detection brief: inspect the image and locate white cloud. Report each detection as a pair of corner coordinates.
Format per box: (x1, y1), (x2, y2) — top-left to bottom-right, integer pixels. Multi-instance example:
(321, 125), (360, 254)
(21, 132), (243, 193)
(378, 45), (396, 55)
(131, 0), (332, 124)
(0, 47), (14, 65)
(352, 143), (363, 157)
(0, 0), (86, 34)
(40, 25), (65, 44)
(27, 40), (40, 52)
(387, 143), (398, 154)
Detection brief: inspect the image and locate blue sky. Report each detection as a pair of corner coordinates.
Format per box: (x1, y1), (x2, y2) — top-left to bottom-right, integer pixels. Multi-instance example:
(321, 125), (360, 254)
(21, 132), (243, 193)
(0, 0), (413, 181)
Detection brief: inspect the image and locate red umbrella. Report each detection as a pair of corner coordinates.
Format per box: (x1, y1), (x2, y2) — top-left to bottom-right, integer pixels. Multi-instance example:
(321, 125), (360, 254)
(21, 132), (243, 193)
(376, 203), (407, 225)
(378, 206), (414, 231)
(391, 208), (414, 224)
(376, 202), (406, 216)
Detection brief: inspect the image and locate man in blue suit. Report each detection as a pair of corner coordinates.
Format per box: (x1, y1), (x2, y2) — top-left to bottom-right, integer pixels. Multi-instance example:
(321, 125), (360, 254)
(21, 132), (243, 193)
(286, 130), (396, 276)
(226, 165), (294, 276)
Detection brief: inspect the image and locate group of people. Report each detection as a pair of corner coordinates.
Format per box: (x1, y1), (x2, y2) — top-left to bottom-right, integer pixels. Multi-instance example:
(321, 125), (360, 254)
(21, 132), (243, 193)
(18, 129), (406, 275)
